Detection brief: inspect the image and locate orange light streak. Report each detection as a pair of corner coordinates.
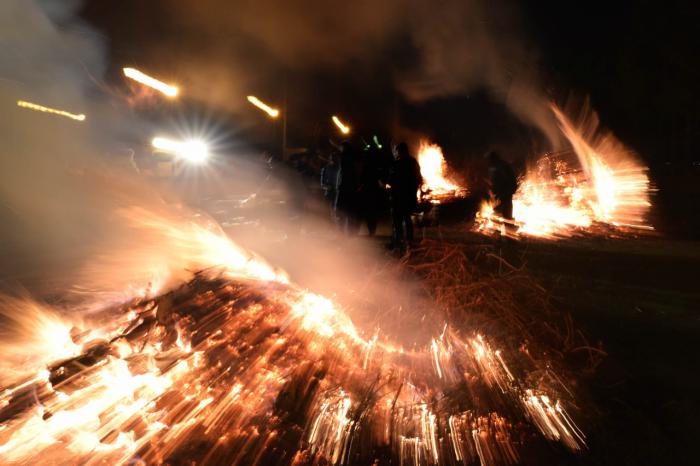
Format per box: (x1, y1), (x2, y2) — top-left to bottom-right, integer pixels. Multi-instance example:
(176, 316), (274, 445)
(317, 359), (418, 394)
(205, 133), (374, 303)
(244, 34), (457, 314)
(247, 95), (279, 118)
(16, 100), (85, 121)
(123, 67), (179, 97)
(331, 115), (350, 134)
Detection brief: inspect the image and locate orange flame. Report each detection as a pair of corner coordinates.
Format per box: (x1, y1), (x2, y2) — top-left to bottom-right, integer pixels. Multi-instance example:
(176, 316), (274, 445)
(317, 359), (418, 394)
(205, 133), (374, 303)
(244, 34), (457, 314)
(477, 104), (653, 238)
(417, 141), (465, 201)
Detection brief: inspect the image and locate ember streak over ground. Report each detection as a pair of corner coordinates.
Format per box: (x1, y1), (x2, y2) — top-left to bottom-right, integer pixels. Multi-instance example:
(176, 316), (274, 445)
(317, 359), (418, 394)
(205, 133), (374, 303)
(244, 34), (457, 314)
(0, 1), (697, 465)
(0, 269), (583, 465)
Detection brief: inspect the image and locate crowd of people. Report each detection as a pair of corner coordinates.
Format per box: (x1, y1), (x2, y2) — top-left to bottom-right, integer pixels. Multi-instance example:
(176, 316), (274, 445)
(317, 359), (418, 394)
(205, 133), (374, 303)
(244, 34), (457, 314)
(320, 139), (518, 248)
(321, 139), (422, 250)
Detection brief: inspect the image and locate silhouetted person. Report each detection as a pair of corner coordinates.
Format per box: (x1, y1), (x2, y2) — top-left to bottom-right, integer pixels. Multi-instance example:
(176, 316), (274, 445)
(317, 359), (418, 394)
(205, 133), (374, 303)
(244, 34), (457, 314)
(486, 151), (518, 220)
(335, 142), (361, 234)
(359, 146), (385, 236)
(320, 151), (339, 223)
(388, 142), (422, 248)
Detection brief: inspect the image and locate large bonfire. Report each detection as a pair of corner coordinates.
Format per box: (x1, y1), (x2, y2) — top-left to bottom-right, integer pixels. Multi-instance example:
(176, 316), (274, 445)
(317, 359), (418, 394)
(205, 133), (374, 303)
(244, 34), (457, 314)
(0, 209), (585, 466)
(476, 103), (654, 238)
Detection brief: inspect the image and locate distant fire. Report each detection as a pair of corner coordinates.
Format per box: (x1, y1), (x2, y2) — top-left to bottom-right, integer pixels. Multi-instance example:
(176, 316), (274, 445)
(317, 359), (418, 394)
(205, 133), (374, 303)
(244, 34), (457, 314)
(476, 104), (654, 238)
(0, 209), (584, 465)
(417, 141), (467, 203)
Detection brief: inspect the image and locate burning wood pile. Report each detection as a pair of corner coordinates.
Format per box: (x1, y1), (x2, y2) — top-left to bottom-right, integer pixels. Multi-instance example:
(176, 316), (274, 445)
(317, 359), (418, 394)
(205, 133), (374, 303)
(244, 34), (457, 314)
(0, 238), (587, 465)
(418, 141), (468, 205)
(476, 104), (654, 239)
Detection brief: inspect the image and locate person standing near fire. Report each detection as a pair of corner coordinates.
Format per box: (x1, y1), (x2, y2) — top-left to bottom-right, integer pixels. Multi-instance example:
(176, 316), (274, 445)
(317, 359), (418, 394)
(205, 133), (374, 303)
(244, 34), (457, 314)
(486, 151), (518, 222)
(387, 142), (422, 249)
(320, 150), (340, 224)
(335, 141), (361, 234)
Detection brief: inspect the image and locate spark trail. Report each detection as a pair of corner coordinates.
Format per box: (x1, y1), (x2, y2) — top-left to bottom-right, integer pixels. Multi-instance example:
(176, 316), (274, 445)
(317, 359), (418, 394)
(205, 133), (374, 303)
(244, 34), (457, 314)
(0, 212), (584, 465)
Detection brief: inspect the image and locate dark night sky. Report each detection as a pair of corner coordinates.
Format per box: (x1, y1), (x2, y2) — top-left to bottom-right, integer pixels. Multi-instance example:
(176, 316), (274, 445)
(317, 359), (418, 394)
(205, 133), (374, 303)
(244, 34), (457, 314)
(524, 0), (699, 164)
(79, 0), (700, 166)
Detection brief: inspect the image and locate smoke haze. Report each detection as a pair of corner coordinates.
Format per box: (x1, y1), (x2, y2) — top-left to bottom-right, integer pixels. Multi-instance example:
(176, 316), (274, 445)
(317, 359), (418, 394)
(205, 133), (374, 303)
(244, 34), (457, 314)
(0, 2), (437, 345)
(0, 0), (566, 346)
(156, 0), (560, 145)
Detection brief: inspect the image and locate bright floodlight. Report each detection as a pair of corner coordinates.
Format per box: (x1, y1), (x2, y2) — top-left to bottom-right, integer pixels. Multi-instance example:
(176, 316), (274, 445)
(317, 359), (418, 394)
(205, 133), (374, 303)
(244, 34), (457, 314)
(179, 139), (209, 163)
(152, 136), (209, 163)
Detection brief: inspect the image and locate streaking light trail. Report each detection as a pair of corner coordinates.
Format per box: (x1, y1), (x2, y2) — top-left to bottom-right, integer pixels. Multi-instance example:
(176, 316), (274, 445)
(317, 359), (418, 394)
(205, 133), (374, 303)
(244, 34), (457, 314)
(332, 115), (350, 134)
(123, 67), (179, 97)
(152, 136), (209, 164)
(246, 95), (279, 118)
(16, 100), (85, 121)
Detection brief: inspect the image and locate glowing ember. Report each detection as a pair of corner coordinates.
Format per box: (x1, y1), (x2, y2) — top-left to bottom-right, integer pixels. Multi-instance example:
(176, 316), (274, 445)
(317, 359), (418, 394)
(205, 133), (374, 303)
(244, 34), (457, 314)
(16, 100), (86, 121)
(247, 95), (280, 118)
(417, 141), (466, 202)
(122, 67), (179, 97)
(476, 104), (653, 238)
(331, 115), (350, 135)
(0, 213), (584, 464)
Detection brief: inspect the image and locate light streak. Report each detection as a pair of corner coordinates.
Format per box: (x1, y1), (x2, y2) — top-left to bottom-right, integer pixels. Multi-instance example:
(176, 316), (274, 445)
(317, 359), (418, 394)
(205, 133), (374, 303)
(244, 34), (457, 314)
(123, 67), (179, 97)
(16, 100), (85, 121)
(331, 115), (350, 135)
(246, 95), (279, 118)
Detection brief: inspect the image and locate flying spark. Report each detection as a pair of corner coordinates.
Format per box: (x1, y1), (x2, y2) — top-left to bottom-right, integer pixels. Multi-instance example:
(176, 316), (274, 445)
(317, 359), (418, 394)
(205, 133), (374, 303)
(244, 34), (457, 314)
(247, 96), (279, 118)
(332, 115), (350, 134)
(123, 67), (179, 97)
(16, 100), (85, 121)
